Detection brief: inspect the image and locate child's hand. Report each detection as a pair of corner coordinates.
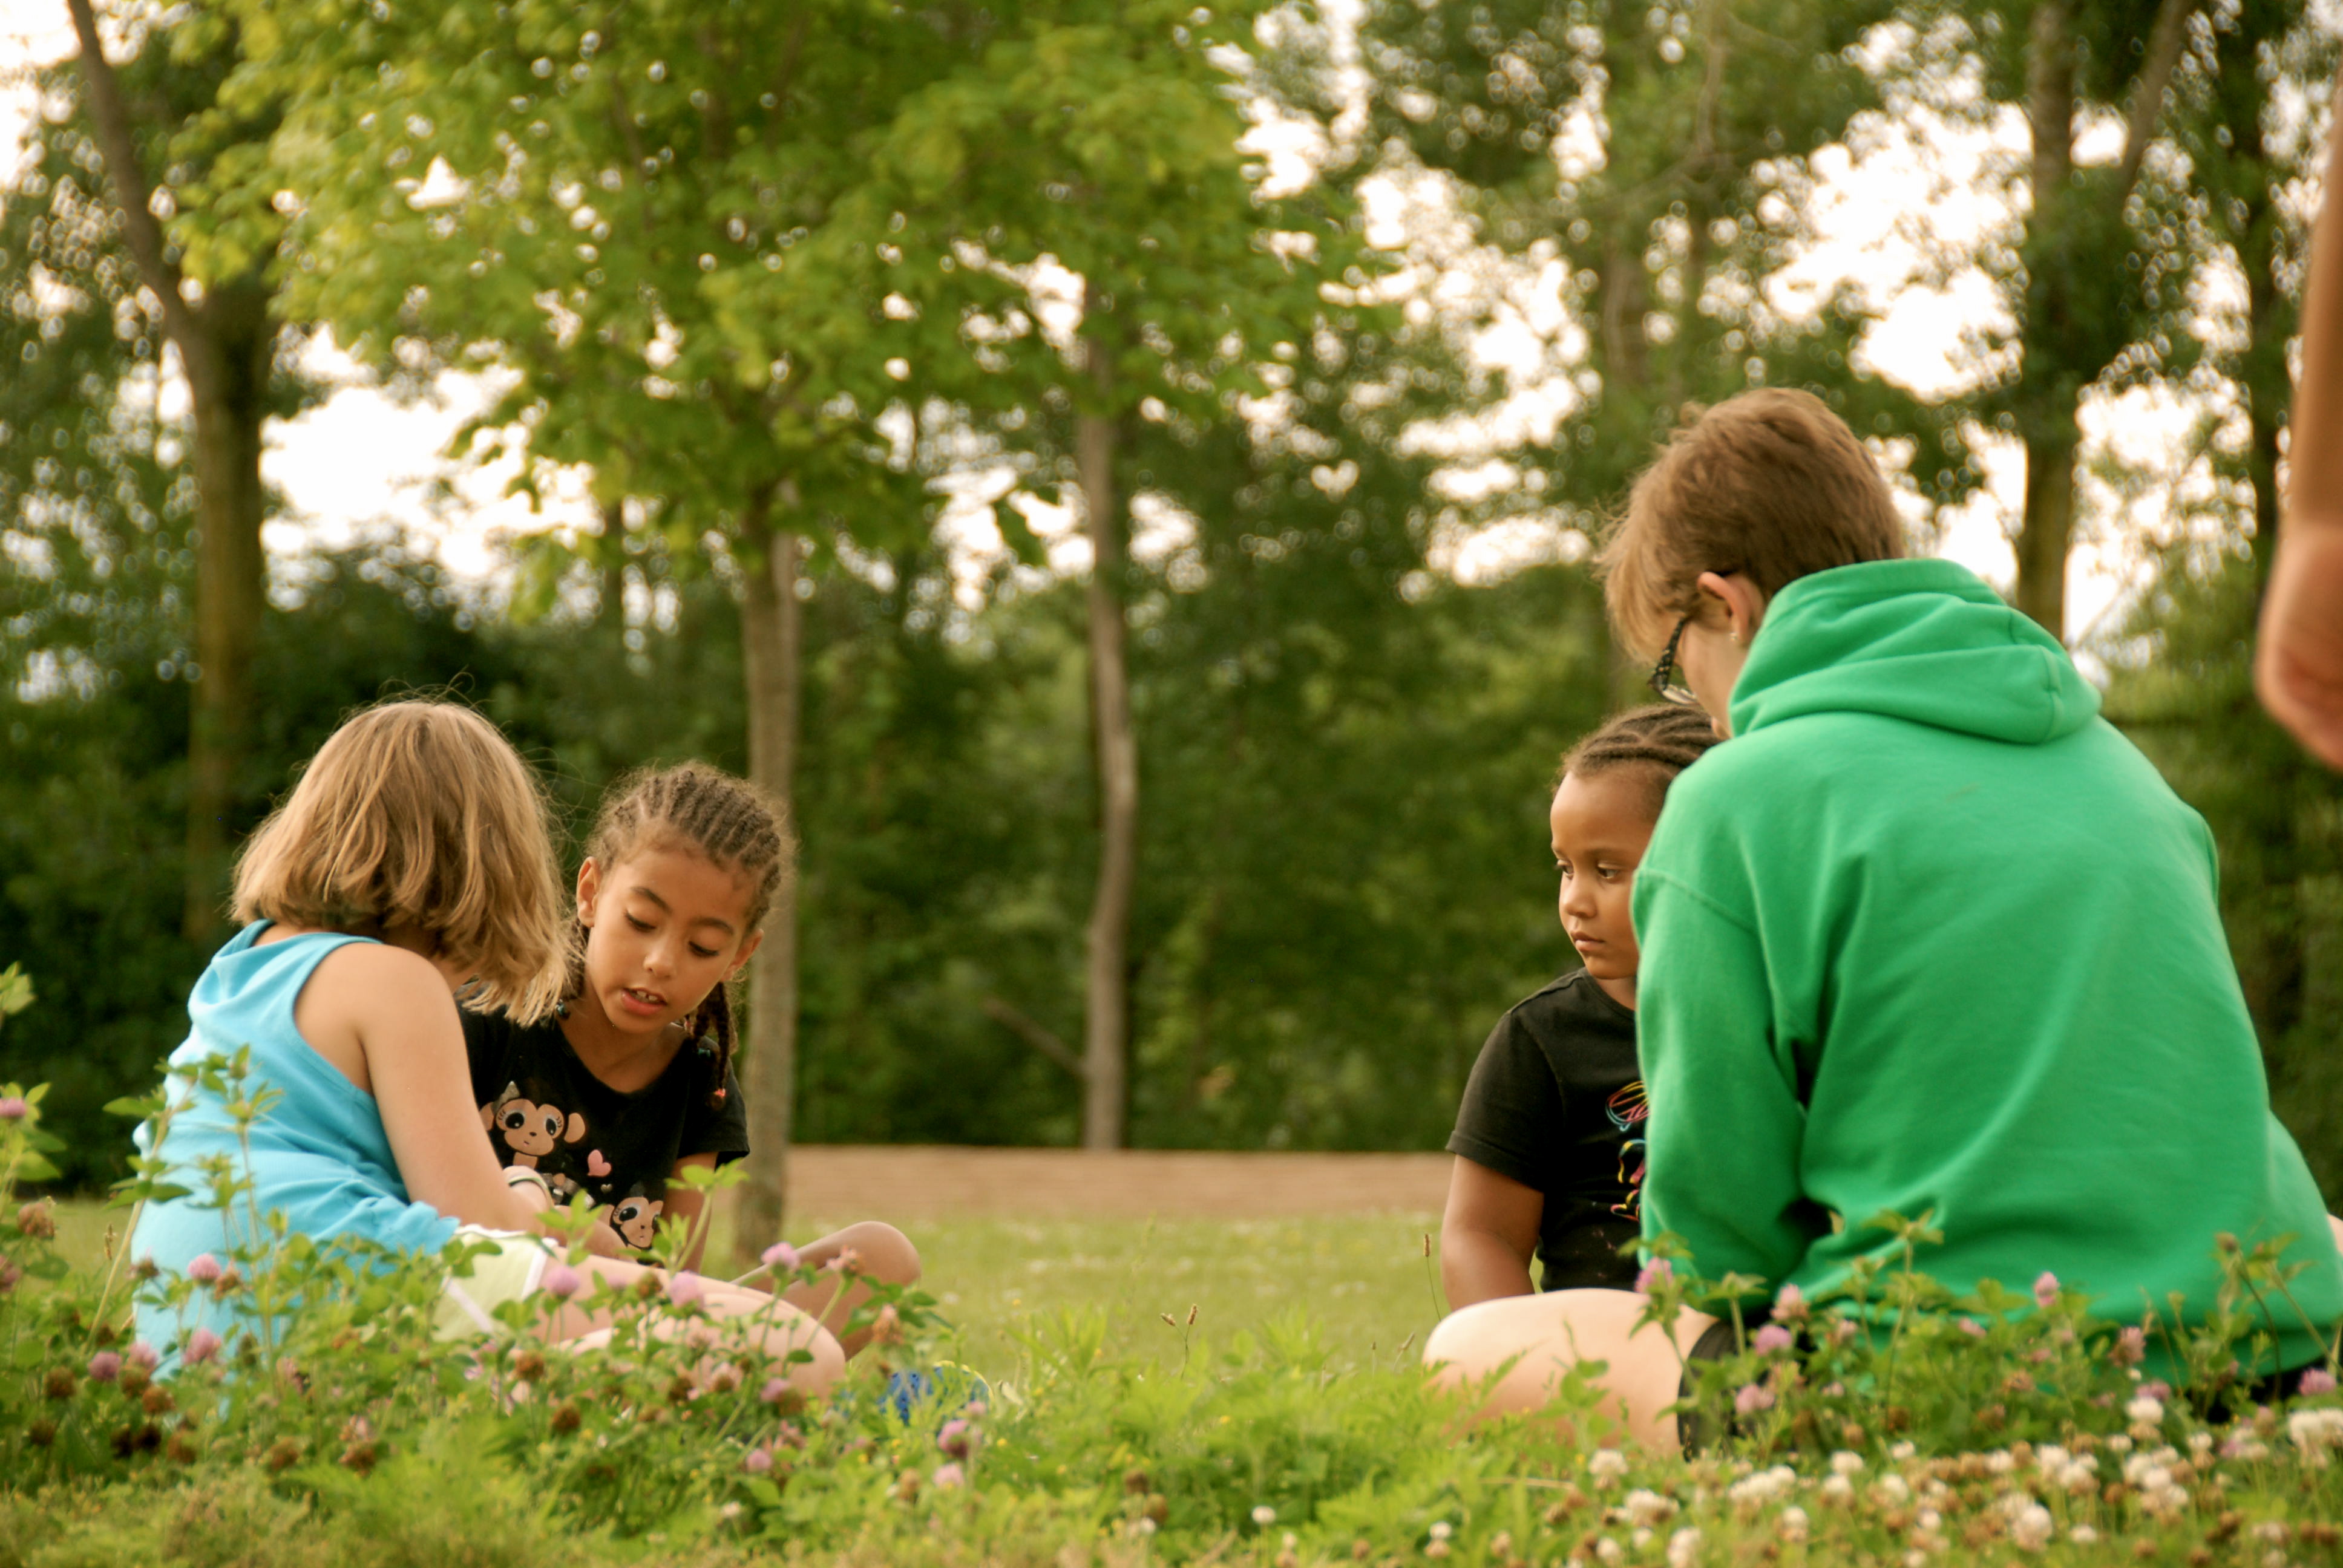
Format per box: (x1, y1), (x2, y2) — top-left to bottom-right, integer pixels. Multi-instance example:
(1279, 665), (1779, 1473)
(2258, 526), (2343, 769)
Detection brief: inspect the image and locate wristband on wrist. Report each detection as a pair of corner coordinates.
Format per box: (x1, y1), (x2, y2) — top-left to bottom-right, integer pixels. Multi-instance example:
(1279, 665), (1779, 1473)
(503, 1166), (553, 1199)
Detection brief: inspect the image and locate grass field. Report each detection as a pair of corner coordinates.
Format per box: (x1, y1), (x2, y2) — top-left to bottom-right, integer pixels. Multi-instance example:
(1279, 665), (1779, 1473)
(28, 1195), (2343, 1567)
(48, 1199), (1454, 1373)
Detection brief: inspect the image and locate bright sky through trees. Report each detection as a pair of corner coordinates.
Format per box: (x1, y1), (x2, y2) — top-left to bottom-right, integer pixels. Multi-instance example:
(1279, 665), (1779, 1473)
(0, 0), (2296, 649)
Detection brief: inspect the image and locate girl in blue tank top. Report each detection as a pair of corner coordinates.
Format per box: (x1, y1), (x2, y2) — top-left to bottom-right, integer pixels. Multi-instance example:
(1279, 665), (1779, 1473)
(129, 699), (844, 1394)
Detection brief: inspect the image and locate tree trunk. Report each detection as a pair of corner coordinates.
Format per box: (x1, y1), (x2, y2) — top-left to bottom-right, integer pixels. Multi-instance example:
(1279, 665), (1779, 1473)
(1078, 320), (1135, 1151)
(598, 498), (629, 640)
(2012, 0), (2077, 640)
(181, 284), (271, 940)
(735, 509), (803, 1261)
(67, 0), (272, 943)
(2007, 0), (2191, 638)
(2014, 421), (2079, 635)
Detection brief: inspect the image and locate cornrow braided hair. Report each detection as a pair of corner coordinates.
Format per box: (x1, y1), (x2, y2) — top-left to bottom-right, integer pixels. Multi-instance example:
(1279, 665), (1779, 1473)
(1556, 705), (1722, 806)
(578, 762), (795, 1108)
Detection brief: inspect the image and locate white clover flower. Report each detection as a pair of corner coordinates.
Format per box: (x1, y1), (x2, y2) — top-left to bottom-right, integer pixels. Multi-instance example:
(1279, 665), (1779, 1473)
(1829, 1451), (1865, 1477)
(2190, 1431), (2216, 1454)
(1870, 1474), (1912, 1507)
(1777, 1506), (1810, 1542)
(2010, 1504), (2054, 1551)
(1427, 1521), (1452, 1541)
(1624, 1489), (1680, 1527)
(2034, 1444), (2069, 1472)
(1986, 1451), (2017, 1475)
(1666, 1526), (1702, 1568)
(1596, 1537), (1624, 1563)
(1252, 1505), (1277, 1526)
(2106, 1434), (2134, 1454)
(2069, 1524), (2099, 1545)
(1820, 1474), (1855, 1504)
(1890, 1441), (1918, 1461)
(1916, 1508), (1942, 1532)
(1631, 1528), (1654, 1552)
(2127, 1396), (2167, 1425)
(1728, 1466), (1797, 1508)
(2255, 1523), (2290, 1544)
(2290, 1407), (2343, 1463)
(1903, 1552), (1927, 1568)
(1588, 1449), (1631, 1480)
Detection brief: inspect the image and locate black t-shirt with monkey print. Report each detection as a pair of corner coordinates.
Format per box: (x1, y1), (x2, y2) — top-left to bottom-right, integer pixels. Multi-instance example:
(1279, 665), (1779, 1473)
(462, 1010), (748, 1255)
(1446, 968), (1644, 1292)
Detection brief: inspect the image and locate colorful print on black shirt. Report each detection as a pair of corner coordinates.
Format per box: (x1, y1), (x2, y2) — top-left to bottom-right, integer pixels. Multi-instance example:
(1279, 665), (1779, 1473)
(464, 1009), (748, 1255)
(1446, 968), (1644, 1291)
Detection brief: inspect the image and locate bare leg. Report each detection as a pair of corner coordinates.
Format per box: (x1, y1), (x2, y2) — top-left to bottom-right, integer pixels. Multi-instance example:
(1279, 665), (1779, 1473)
(1423, 1287), (1716, 1452)
(540, 1255), (845, 1397)
(762, 1221), (922, 1358)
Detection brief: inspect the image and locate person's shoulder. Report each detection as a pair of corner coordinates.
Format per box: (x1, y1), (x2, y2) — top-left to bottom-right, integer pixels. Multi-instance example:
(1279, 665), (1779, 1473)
(459, 1002), (551, 1049)
(1504, 969), (1633, 1039)
(1666, 722), (1847, 805)
(306, 939), (448, 1007)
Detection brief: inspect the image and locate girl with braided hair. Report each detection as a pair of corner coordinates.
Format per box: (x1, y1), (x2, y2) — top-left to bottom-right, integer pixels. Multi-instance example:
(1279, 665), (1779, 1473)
(463, 762), (919, 1355)
(1440, 706), (1718, 1310)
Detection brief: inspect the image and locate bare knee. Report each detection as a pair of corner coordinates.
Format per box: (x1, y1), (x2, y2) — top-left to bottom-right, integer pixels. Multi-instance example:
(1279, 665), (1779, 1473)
(791, 1327), (847, 1397)
(1423, 1293), (1545, 1382)
(835, 1220), (920, 1287)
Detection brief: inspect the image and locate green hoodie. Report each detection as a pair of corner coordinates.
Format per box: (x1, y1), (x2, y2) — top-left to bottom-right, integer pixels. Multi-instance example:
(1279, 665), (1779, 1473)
(1635, 558), (2343, 1371)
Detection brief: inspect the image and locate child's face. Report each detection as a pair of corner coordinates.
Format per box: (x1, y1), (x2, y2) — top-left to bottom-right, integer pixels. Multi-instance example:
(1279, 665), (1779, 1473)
(1550, 769), (1659, 985)
(576, 844), (764, 1037)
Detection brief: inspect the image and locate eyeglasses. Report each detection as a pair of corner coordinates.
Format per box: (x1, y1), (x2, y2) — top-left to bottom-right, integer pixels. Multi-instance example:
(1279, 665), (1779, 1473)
(1648, 612), (1699, 707)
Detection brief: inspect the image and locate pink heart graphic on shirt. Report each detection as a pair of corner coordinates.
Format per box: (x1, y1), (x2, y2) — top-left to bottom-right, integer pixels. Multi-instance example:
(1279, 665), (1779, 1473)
(586, 1150), (611, 1178)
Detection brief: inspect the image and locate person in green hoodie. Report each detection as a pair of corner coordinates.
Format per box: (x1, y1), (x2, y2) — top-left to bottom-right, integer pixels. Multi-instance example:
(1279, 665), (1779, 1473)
(1423, 388), (2343, 1450)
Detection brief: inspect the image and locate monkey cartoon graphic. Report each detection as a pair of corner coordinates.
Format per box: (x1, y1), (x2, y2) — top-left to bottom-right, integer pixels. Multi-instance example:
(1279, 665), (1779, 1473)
(479, 1082), (588, 1170)
(611, 1188), (664, 1250)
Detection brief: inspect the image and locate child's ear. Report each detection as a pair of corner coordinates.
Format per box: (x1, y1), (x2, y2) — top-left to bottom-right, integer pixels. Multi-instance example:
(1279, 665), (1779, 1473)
(730, 928), (765, 975)
(575, 857), (602, 926)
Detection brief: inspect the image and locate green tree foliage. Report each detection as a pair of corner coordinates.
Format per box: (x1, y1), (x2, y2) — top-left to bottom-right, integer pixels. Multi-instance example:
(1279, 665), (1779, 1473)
(60, 0), (306, 936)
(1358, 0), (1978, 541)
(856, 0), (1374, 1148)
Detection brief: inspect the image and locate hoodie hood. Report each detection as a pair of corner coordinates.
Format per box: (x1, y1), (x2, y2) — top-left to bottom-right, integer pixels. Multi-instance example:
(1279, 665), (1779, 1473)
(1729, 559), (2100, 745)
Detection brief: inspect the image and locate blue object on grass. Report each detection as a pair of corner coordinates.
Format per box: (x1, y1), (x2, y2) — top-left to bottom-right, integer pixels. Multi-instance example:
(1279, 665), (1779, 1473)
(884, 1362), (990, 1421)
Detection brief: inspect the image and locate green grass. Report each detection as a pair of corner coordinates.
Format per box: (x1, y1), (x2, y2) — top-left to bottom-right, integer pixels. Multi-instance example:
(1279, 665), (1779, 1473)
(28, 1199), (2343, 1568)
(50, 1201), (1453, 1371)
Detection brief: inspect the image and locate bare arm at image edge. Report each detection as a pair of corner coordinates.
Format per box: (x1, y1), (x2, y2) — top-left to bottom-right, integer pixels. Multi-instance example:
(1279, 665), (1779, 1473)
(2258, 70), (2343, 768)
(1440, 1157), (1543, 1310)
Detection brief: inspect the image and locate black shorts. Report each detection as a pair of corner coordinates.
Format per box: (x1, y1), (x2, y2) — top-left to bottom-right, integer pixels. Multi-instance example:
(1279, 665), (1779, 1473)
(1676, 1313), (1758, 1457)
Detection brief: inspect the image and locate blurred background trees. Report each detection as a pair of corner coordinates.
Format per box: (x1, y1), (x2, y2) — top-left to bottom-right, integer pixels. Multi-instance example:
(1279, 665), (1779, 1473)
(5, 0), (2341, 1206)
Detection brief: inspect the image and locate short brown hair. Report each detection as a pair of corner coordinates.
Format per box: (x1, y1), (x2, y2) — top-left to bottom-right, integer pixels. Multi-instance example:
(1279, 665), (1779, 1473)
(232, 700), (571, 1022)
(1598, 390), (1904, 659)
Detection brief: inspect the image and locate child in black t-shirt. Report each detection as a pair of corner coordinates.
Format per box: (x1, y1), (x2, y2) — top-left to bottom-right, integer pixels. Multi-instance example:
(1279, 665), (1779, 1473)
(464, 762), (919, 1356)
(1441, 707), (1717, 1305)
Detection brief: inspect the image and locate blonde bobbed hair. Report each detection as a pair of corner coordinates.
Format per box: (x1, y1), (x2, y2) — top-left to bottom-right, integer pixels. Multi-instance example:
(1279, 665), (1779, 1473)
(231, 699), (571, 1022)
(1598, 389), (1906, 660)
